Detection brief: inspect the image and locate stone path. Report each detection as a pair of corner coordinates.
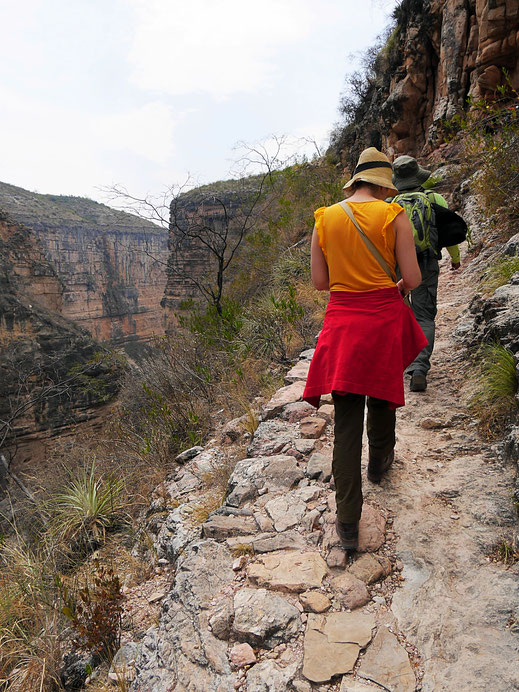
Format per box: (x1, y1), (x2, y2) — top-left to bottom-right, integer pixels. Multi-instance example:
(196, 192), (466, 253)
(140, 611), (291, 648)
(124, 254), (518, 692)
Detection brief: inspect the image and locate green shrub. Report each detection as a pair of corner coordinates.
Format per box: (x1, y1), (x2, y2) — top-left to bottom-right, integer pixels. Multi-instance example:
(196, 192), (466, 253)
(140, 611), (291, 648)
(241, 285), (305, 363)
(444, 85), (519, 229)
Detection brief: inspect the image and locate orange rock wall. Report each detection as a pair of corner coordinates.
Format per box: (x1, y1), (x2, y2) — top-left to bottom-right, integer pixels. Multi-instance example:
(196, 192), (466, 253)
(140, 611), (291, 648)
(384, 0), (519, 156)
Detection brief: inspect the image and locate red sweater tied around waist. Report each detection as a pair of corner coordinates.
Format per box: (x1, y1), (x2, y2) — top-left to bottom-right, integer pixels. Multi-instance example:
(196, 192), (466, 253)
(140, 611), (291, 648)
(303, 287), (427, 410)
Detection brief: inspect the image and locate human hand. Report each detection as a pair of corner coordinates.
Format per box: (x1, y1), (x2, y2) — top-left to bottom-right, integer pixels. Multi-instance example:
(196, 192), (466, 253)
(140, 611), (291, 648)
(450, 262), (461, 271)
(397, 278), (408, 298)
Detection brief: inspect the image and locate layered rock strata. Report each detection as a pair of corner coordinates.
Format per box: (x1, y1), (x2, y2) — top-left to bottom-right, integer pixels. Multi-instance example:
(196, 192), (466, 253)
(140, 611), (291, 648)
(0, 181), (168, 346)
(0, 213), (120, 459)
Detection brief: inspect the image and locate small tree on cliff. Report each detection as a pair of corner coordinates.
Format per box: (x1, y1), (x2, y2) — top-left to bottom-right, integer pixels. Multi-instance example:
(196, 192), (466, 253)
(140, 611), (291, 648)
(105, 136), (294, 317)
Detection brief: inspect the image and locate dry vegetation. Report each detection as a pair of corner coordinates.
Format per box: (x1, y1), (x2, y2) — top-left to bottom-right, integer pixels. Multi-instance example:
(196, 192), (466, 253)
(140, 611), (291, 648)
(0, 157), (338, 689)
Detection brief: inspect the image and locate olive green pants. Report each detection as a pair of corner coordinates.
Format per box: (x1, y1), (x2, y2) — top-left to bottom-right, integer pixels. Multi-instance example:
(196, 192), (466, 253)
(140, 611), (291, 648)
(332, 393), (396, 523)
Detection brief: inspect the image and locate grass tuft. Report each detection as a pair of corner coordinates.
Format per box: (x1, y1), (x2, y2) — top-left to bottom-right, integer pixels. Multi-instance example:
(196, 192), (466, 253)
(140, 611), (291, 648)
(469, 342), (518, 437)
(480, 255), (519, 294)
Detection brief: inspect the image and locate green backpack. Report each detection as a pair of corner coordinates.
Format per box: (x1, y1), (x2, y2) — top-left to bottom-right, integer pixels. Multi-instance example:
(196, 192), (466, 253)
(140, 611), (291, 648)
(392, 191), (436, 254)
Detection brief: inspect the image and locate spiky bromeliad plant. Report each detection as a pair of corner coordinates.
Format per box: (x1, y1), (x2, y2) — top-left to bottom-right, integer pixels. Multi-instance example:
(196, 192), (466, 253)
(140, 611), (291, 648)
(48, 460), (127, 556)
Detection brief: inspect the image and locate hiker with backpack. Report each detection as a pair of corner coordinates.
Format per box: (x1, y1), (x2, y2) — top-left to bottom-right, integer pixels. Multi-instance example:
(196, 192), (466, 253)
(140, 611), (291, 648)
(391, 156), (466, 392)
(303, 147), (427, 550)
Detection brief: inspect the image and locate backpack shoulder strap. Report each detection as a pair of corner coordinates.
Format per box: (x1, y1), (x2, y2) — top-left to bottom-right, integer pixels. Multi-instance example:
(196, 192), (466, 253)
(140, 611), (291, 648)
(338, 200), (396, 283)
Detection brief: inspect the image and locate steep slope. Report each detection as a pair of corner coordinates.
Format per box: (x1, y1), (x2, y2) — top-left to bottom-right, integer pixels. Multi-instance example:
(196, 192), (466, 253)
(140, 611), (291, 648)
(0, 212), (120, 462)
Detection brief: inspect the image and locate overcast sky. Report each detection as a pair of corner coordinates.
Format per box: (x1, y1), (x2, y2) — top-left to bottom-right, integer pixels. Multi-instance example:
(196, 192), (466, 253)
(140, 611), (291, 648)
(0, 0), (398, 204)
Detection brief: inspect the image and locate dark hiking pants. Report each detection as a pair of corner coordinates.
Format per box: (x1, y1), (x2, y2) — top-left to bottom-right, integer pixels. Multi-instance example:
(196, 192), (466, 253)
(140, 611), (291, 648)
(332, 392), (396, 523)
(407, 252), (439, 376)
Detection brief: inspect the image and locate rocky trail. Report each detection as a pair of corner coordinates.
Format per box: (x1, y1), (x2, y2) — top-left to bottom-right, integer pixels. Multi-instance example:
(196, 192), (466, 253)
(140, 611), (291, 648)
(116, 254), (519, 692)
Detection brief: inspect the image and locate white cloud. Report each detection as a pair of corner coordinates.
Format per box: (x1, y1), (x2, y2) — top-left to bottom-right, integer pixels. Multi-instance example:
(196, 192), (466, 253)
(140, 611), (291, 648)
(91, 102), (182, 164)
(126, 0), (314, 97)
(0, 85), (184, 199)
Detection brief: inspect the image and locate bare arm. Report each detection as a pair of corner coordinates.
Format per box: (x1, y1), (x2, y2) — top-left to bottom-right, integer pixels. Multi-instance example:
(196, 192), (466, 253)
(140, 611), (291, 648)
(311, 226), (329, 291)
(394, 211), (422, 293)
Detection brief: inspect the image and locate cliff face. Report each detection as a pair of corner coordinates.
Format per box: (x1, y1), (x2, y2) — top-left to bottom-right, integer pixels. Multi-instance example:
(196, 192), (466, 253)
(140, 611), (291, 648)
(335, 0), (519, 165)
(383, 0), (519, 157)
(382, 0), (519, 155)
(0, 213), (120, 457)
(0, 182), (169, 346)
(162, 181), (262, 325)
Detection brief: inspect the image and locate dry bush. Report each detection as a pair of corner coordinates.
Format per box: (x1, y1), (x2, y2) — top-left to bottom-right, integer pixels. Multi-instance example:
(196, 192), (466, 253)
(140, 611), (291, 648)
(0, 539), (64, 691)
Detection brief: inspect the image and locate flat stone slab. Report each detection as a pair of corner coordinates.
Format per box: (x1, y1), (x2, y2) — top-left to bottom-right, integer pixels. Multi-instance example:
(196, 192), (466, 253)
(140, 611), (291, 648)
(226, 454), (304, 507)
(262, 381), (306, 420)
(300, 590), (331, 613)
(265, 493), (307, 532)
(358, 627), (415, 692)
(248, 551), (328, 592)
(294, 438), (317, 455)
(226, 530), (308, 553)
(284, 360), (311, 384)
(340, 679), (378, 692)
(302, 612), (375, 683)
(299, 416), (327, 439)
(246, 660), (299, 691)
(283, 401), (316, 423)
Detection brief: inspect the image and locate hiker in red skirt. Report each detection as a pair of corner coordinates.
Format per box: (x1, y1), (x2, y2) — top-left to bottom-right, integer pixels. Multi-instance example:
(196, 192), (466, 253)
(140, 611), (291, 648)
(303, 147), (427, 550)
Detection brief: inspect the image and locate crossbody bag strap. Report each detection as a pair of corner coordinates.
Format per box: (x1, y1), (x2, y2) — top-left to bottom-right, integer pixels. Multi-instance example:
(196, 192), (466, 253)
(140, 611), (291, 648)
(338, 200), (397, 283)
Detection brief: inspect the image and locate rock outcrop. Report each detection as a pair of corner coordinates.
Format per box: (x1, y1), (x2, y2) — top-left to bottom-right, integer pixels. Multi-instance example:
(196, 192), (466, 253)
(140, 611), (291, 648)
(0, 181), (168, 347)
(337, 0), (519, 164)
(384, 0), (519, 156)
(162, 180), (262, 326)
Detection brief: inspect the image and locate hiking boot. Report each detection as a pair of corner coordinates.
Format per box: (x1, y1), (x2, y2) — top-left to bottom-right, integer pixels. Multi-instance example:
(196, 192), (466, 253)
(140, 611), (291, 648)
(367, 449), (394, 483)
(410, 372), (427, 392)
(335, 518), (359, 550)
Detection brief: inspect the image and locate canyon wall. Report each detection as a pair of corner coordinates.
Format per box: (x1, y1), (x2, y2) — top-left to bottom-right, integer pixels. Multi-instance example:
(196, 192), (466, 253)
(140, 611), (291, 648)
(384, 0), (519, 157)
(0, 212), (121, 462)
(335, 0), (519, 166)
(0, 182), (169, 347)
(162, 182), (262, 327)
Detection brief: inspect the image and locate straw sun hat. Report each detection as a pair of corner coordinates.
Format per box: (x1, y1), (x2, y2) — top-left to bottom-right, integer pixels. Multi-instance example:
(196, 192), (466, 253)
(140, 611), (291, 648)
(343, 147), (398, 193)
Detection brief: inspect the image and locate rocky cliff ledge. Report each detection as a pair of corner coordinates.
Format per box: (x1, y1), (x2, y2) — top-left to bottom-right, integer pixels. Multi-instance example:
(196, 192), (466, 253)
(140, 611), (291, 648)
(0, 181), (168, 346)
(338, 0), (519, 164)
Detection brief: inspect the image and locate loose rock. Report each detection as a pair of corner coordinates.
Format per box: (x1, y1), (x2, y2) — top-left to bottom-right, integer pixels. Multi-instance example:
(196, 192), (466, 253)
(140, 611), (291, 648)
(358, 627), (415, 692)
(302, 612), (375, 683)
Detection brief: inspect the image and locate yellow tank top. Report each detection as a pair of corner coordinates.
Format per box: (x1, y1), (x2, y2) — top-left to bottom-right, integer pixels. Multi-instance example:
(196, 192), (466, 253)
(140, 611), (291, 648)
(315, 200), (403, 292)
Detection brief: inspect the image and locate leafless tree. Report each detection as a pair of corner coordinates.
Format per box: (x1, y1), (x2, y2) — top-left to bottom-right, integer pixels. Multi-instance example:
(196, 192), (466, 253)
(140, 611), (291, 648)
(103, 136), (300, 316)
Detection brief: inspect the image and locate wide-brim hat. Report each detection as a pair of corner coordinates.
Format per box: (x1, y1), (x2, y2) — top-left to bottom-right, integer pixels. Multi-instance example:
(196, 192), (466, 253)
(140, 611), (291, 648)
(343, 147), (398, 192)
(393, 155), (431, 191)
